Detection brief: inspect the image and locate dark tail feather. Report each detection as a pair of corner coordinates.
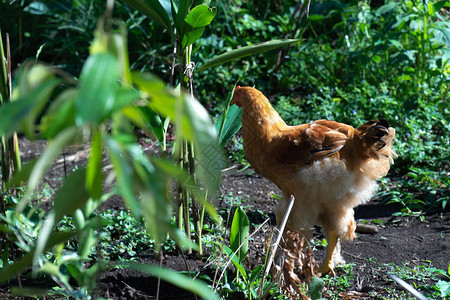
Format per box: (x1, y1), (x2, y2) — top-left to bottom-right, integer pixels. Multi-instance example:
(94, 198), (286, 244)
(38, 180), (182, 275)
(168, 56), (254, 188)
(359, 120), (396, 160)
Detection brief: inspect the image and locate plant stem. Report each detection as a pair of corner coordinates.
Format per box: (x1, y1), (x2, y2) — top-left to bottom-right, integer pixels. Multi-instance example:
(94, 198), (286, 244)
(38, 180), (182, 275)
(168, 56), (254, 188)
(182, 141), (192, 254)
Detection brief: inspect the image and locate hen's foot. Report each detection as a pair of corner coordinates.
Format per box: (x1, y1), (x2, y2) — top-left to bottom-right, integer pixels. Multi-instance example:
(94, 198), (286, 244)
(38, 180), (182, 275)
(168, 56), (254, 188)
(318, 264), (336, 277)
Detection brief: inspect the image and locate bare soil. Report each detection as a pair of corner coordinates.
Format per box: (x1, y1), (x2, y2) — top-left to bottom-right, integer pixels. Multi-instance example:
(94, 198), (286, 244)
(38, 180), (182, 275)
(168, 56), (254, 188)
(3, 138), (450, 299)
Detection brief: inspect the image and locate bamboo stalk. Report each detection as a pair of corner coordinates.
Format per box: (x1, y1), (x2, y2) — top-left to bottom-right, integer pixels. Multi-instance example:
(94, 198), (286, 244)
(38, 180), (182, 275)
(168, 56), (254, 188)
(0, 32), (22, 290)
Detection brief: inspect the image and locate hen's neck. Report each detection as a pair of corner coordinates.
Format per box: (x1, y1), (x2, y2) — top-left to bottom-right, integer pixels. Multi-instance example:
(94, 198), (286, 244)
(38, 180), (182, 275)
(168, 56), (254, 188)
(241, 95), (287, 143)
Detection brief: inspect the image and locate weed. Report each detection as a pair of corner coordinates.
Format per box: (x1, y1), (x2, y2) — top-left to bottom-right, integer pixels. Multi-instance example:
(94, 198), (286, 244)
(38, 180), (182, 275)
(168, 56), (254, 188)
(322, 263), (355, 299)
(383, 262), (448, 298)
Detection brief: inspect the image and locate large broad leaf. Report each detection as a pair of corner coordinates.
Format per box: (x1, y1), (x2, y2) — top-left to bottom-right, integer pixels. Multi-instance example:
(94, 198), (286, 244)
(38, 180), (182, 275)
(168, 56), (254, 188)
(17, 126), (81, 213)
(178, 94), (225, 197)
(132, 72), (225, 197)
(229, 206), (250, 263)
(110, 86), (140, 113)
(182, 27), (206, 48)
(214, 104), (242, 147)
(40, 89), (77, 139)
(182, 5), (216, 47)
(0, 75), (59, 138)
(75, 53), (119, 125)
(119, 261), (220, 300)
(34, 168), (90, 266)
(121, 0), (172, 32)
(434, 1), (450, 12)
(105, 135), (142, 218)
(196, 38), (302, 73)
(174, 0), (190, 40)
(137, 105), (165, 142)
(185, 5), (216, 27)
(214, 82), (241, 147)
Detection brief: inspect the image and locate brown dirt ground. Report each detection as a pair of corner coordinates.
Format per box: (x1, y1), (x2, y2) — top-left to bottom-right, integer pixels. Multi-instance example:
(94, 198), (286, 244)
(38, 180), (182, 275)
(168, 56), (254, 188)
(2, 137), (450, 299)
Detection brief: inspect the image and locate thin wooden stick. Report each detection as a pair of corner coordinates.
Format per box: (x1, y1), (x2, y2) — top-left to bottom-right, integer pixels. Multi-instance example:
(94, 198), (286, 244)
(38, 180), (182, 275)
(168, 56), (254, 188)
(156, 247), (163, 300)
(258, 195), (295, 297)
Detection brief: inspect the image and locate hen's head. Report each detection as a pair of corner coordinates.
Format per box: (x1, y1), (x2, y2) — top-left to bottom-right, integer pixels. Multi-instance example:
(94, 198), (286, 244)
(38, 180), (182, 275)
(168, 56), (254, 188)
(230, 86), (243, 108)
(230, 86), (259, 108)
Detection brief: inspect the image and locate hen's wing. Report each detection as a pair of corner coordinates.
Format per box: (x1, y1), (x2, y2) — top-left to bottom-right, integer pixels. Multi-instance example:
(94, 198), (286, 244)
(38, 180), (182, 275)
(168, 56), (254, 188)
(270, 120), (356, 169)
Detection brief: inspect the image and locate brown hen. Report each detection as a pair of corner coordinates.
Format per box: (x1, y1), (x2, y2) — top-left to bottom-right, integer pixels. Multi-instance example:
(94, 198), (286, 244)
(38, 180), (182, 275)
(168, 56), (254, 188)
(231, 86), (396, 276)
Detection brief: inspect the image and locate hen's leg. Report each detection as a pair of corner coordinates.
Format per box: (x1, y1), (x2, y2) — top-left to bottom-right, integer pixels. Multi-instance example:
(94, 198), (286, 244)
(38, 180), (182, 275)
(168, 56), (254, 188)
(319, 230), (337, 276)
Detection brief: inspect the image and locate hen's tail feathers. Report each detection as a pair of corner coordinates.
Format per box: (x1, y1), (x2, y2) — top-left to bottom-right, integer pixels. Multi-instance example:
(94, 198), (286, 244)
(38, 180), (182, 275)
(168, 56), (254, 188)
(359, 120), (396, 163)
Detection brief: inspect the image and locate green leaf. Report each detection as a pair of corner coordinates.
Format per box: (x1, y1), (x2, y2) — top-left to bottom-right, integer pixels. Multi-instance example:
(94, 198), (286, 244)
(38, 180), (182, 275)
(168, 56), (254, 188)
(185, 5), (216, 27)
(214, 104), (242, 147)
(434, 1), (450, 11)
(0, 231), (76, 284)
(223, 245), (247, 280)
(110, 29), (132, 85)
(53, 168), (91, 220)
(5, 159), (36, 189)
(372, 55), (382, 63)
(34, 168), (90, 266)
(110, 87), (140, 114)
(77, 228), (96, 259)
(18, 126), (80, 213)
(0, 76), (59, 138)
(389, 39), (403, 50)
(175, 0), (190, 39)
(140, 187), (173, 247)
(119, 261), (220, 300)
(427, 1), (435, 15)
(132, 72), (225, 197)
(196, 39), (302, 73)
(40, 89), (77, 139)
(229, 206), (250, 262)
(249, 265), (262, 283)
(152, 158), (218, 221)
(182, 27), (206, 48)
(86, 131), (103, 199)
(179, 94), (225, 198)
(436, 280), (450, 297)
(75, 53), (119, 125)
(215, 82), (240, 146)
(138, 105), (164, 142)
(308, 14), (325, 21)
(121, 0), (172, 32)
(105, 135), (142, 217)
